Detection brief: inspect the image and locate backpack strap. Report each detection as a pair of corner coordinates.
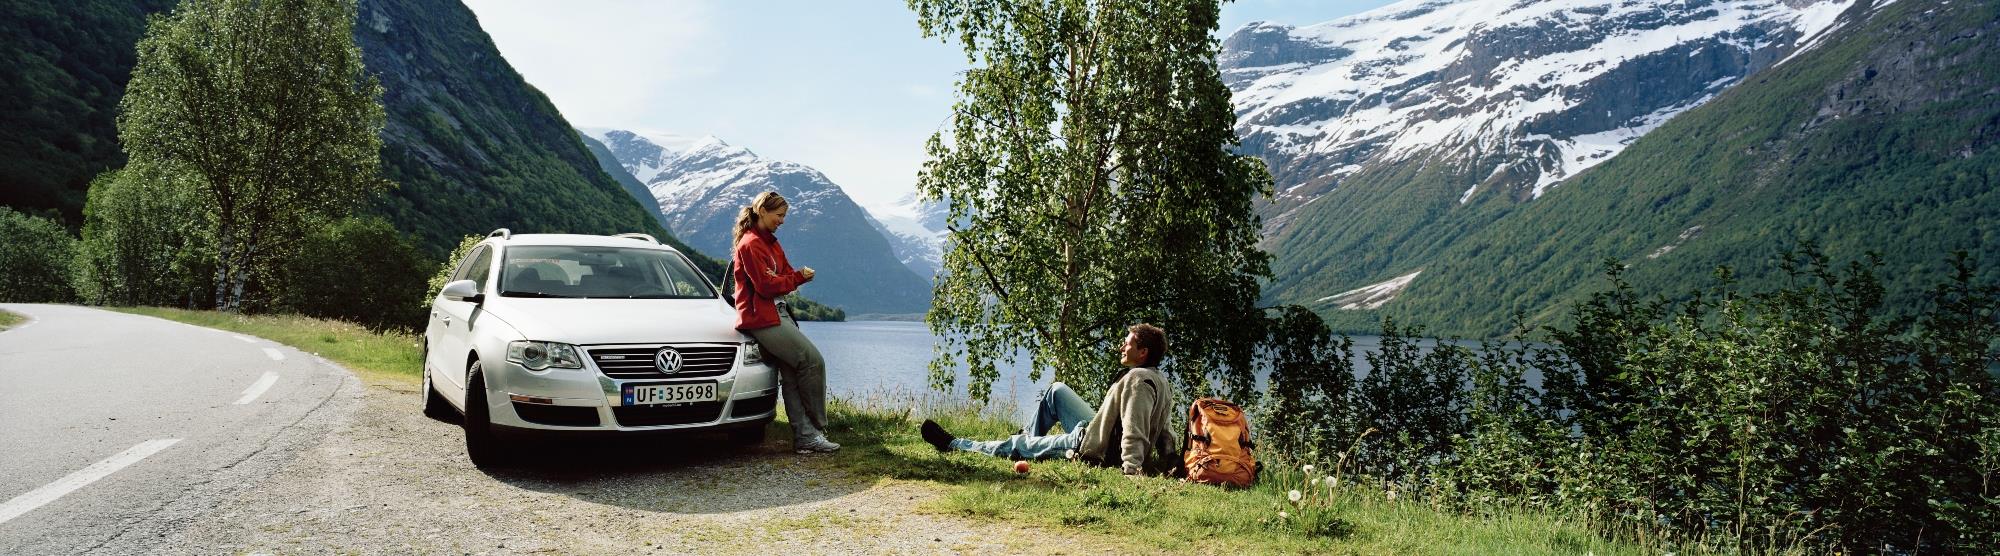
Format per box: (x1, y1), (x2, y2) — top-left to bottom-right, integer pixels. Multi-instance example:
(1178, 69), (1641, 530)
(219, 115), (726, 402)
(722, 260), (738, 304)
(1176, 396), (1192, 452)
(724, 258), (760, 303)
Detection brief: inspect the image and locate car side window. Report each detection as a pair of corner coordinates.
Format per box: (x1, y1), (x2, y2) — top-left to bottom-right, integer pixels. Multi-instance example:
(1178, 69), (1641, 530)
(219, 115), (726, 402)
(455, 246), (493, 292)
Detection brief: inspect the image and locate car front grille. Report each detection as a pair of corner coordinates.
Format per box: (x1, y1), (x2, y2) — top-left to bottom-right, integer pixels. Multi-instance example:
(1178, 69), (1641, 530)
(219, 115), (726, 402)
(612, 401), (725, 427)
(586, 344), (737, 379)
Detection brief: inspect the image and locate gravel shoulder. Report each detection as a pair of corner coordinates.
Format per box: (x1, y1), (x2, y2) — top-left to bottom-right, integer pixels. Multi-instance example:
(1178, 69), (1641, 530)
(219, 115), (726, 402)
(164, 371), (1121, 555)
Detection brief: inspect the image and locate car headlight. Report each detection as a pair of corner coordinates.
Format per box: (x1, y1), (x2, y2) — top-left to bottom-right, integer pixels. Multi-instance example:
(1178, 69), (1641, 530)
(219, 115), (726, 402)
(741, 342), (763, 366)
(507, 340), (584, 371)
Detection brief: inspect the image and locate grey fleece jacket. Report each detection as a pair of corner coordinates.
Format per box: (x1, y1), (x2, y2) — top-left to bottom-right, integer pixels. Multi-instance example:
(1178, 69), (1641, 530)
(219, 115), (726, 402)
(1076, 367), (1175, 474)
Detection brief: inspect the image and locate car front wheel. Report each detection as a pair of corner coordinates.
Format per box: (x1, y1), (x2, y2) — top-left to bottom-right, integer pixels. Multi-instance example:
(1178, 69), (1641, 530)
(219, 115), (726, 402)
(463, 360), (508, 467)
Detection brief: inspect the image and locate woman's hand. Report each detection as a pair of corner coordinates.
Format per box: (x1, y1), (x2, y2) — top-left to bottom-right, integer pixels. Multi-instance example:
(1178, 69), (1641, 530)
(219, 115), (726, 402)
(801, 267), (816, 281)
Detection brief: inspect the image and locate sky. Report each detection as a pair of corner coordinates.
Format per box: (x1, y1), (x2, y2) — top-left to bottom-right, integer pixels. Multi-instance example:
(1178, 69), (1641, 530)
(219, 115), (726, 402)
(461, 0), (1400, 211)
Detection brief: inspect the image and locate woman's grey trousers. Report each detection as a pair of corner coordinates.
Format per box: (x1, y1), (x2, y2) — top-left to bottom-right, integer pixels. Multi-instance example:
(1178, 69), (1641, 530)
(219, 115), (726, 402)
(744, 308), (827, 442)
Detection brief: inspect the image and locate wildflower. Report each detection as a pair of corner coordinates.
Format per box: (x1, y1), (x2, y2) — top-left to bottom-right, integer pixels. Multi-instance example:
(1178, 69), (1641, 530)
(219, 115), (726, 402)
(1288, 490), (1303, 503)
(1279, 511), (1290, 519)
(1302, 464), (1315, 474)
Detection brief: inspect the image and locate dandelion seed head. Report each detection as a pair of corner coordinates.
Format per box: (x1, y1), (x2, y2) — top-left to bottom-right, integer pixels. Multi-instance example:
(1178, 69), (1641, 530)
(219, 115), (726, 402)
(1301, 464), (1314, 474)
(1288, 490), (1303, 503)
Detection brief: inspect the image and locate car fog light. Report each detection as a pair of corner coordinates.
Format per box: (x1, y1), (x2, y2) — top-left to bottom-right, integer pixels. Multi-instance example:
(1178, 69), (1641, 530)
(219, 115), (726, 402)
(508, 340), (584, 371)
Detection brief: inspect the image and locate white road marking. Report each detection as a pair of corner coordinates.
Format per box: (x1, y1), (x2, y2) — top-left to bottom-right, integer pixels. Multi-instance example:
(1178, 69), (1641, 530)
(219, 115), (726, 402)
(0, 439), (182, 525)
(262, 347), (284, 361)
(233, 335), (257, 344)
(234, 371), (280, 405)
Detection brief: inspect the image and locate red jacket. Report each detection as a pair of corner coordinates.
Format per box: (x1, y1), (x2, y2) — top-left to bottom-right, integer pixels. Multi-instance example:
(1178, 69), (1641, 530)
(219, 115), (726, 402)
(731, 228), (808, 330)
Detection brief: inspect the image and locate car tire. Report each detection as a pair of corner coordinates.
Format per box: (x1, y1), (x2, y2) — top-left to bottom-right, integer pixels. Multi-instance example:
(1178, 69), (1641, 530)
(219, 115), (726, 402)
(729, 420), (769, 447)
(463, 361), (508, 467)
(422, 350), (455, 421)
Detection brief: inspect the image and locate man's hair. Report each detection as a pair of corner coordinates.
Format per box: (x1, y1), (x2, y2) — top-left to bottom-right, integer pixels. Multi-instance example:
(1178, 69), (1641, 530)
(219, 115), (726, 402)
(1128, 323), (1167, 368)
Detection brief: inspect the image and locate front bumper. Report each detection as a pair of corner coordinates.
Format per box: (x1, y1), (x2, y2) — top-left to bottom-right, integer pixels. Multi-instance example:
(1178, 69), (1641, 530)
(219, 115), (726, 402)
(482, 352), (778, 433)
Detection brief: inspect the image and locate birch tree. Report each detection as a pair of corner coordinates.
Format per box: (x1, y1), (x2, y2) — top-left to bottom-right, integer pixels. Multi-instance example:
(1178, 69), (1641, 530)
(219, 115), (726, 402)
(118, 0), (385, 310)
(911, 0), (1274, 401)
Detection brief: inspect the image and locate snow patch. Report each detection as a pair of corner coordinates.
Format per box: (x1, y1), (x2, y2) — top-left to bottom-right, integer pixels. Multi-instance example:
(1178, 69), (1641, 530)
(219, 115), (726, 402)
(1316, 270), (1423, 310)
(1227, 0), (1857, 204)
(1775, 0), (1861, 67)
(1646, 225), (1704, 259)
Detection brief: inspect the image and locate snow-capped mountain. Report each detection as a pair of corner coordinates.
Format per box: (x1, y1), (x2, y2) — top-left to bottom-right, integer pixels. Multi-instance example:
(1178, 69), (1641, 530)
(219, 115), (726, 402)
(863, 193), (949, 279)
(582, 129), (933, 315)
(579, 128), (699, 184)
(1224, 0), (1857, 233)
(1250, 0), (1996, 337)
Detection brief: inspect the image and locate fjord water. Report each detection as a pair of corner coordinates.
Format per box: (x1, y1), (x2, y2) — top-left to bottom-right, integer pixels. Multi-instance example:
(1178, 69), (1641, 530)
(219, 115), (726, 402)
(800, 320), (1544, 414)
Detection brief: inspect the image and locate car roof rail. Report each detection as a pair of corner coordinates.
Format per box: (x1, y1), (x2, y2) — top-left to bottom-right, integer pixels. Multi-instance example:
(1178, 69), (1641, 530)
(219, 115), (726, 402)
(612, 233), (658, 244)
(488, 228), (511, 240)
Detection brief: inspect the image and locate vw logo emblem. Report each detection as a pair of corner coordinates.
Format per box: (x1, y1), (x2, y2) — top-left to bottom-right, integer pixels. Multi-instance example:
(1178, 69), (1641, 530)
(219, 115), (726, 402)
(654, 347), (684, 373)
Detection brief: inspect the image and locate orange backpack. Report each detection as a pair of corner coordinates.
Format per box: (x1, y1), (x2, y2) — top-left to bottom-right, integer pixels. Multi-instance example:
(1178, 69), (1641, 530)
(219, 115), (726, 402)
(1183, 397), (1259, 487)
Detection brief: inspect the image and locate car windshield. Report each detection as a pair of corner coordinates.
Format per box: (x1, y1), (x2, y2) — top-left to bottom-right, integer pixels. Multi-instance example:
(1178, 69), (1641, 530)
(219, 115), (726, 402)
(498, 245), (716, 299)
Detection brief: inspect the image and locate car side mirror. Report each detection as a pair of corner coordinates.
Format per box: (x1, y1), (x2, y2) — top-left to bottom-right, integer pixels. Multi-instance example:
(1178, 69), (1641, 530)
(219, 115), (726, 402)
(441, 279), (483, 303)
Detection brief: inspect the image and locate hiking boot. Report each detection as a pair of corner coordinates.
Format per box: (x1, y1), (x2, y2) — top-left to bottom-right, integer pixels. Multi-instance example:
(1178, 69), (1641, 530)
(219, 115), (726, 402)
(794, 434), (840, 454)
(920, 419), (956, 453)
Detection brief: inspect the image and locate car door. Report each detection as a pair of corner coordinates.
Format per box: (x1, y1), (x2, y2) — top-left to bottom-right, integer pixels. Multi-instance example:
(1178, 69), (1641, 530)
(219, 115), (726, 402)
(427, 244), (493, 402)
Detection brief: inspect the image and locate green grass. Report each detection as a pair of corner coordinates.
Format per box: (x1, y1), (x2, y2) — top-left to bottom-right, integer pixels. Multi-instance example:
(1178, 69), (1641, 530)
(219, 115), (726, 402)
(110, 306), (421, 381)
(122, 306), (1646, 553)
(0, 308), (25, 330)
(814, 395), (1648, 555)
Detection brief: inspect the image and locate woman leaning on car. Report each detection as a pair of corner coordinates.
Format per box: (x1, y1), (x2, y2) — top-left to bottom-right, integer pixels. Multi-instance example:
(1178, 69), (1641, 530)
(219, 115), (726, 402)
(730, 191), (840, 454)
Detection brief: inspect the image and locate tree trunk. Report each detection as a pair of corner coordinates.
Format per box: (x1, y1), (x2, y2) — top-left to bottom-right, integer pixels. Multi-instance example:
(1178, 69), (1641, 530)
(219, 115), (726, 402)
(213, 223), (236, 311)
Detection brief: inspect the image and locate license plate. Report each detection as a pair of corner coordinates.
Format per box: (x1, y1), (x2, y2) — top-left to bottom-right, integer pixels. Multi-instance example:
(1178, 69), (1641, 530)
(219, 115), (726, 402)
(622, 382), (718, 406)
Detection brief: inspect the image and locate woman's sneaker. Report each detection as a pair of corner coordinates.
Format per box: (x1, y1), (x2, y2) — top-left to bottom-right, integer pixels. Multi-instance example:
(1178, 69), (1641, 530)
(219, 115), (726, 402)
(794, 434), (841, 454)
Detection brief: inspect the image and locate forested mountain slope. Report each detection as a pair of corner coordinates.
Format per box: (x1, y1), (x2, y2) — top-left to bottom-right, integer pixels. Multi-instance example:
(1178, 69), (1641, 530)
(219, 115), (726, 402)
(0, 0), (176, 222)
(1223, 0), (1856, 239)
(352, 0), (707, 268)
(0, 0), (710, 275)
(1286, 0), (1999, 336)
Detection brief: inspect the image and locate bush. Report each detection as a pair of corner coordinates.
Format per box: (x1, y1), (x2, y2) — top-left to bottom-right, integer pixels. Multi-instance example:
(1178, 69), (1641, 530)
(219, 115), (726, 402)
(422, 233), (484, 306)
(274, 217), (434, 331)
(73, 167), (211, 307)
(0, 207), (79, 302)
(1262, 246), (2000, 553)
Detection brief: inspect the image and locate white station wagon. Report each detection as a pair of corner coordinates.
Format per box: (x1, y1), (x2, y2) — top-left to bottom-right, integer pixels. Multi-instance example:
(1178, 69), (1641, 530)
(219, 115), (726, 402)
(422, 229), (777, 466)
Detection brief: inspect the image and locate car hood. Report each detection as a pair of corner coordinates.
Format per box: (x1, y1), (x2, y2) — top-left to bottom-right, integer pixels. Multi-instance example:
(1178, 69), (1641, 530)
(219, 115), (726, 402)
(483, 297), (749, 345)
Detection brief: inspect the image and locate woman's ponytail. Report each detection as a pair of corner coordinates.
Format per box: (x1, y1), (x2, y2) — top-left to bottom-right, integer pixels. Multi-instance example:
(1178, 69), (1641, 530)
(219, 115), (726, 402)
(732, 205), (758, 245)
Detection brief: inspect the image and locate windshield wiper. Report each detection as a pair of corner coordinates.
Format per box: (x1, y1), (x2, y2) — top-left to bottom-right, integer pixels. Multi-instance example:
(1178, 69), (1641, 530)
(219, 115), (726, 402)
(500, 291), (576, 298)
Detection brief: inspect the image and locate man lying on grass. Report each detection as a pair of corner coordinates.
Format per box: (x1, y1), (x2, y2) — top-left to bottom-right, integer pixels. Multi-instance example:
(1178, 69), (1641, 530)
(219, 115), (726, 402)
(921, 323), (1177, 476)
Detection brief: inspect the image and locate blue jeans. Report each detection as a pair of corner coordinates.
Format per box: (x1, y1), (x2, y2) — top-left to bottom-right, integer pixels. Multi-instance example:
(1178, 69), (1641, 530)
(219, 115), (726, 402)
(951, 382), (1095, 460)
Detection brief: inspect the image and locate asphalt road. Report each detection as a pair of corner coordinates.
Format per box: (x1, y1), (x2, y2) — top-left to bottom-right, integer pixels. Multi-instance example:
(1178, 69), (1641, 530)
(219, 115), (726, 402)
(0, 304), (359, 555)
